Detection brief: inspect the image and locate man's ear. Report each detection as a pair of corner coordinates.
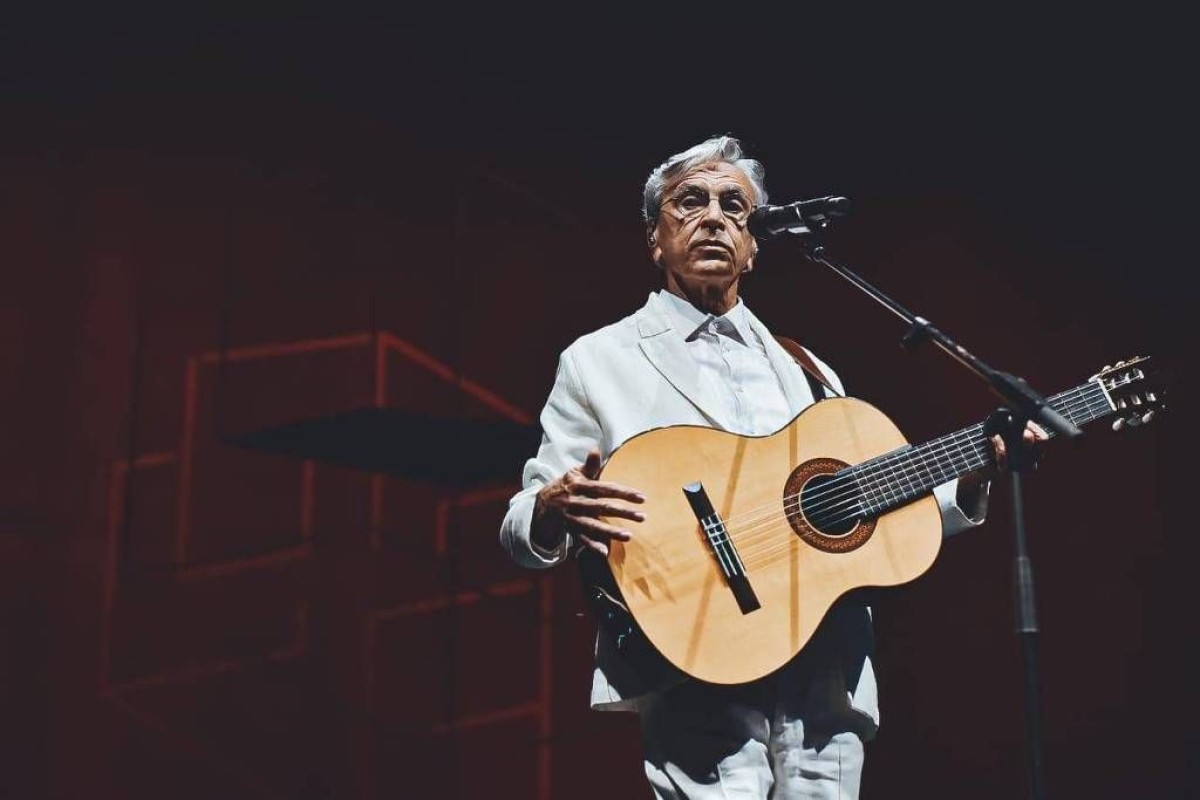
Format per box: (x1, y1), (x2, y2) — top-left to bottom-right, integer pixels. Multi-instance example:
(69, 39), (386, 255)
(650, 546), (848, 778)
(743, 241), (758, 273)
(647, 227), (664, 269)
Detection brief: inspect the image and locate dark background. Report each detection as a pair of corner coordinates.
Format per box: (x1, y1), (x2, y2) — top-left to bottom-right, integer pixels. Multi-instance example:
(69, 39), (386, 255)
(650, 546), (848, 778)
(2, 8), (1193, 799)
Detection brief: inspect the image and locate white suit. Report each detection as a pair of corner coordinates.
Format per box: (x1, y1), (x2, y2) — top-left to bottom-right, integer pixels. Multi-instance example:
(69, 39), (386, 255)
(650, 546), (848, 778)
(500, 291), (985, 729)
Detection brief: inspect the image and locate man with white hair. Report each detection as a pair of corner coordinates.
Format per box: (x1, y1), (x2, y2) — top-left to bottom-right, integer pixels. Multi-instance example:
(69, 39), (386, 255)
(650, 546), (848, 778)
(500, 135), (1041, 798)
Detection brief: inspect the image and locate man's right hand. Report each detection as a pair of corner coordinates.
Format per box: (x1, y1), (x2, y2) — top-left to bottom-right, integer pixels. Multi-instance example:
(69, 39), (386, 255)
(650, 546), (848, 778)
(532, 450), (646, 556)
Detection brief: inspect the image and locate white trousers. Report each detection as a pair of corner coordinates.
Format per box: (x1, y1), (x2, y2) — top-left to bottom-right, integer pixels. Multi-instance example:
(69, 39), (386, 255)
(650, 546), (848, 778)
(638, 673), (866, 799)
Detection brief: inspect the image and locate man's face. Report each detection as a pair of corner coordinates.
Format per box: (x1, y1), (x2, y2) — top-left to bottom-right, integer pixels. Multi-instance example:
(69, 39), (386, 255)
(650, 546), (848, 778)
(650, 162), (758, 288)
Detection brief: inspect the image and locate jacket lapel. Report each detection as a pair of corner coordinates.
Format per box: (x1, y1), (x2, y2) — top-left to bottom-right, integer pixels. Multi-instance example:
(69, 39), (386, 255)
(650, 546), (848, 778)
(634, 293), (730, 427)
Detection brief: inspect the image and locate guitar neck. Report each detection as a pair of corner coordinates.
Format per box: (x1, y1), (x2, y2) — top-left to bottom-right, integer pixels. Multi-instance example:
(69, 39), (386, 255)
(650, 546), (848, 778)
(848, 379), (1113, 518)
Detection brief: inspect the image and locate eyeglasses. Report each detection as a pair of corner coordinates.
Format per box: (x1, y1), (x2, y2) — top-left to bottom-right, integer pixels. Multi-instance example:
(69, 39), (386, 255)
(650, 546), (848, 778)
(662, 188), (754, 225)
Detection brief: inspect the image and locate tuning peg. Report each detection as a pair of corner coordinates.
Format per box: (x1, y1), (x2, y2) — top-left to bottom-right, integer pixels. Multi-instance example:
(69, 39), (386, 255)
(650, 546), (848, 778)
(1147, 392), (1157, 403)
(1112, 418), (1126, 431)
(1126, 414), (1143, 428)
(1142, 410), (1156, 424)
(1115, 359), (1126, 367)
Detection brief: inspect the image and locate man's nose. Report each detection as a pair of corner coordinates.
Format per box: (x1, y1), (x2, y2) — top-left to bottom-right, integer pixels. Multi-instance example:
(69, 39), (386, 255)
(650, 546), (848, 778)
(700, 196), (726, 227)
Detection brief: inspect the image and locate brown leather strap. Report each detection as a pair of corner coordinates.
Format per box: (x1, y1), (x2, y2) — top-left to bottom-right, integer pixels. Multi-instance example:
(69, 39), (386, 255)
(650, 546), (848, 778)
(773, 335), (839, 398)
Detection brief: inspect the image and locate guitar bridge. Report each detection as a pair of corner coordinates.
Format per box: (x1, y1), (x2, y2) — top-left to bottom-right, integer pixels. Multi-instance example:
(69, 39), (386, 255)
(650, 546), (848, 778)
(682, 482), (760, 614)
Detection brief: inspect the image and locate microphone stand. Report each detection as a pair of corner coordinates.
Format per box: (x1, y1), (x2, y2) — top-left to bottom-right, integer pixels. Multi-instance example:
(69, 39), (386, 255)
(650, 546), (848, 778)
(781, 217), (1082, 800)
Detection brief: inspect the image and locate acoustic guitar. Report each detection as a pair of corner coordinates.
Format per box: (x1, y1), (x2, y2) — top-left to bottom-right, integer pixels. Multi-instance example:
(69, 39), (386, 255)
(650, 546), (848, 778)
(592, 358), (1164, 685)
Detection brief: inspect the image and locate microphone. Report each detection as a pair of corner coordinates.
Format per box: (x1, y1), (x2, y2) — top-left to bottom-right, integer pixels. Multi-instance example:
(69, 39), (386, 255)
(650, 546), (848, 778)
(747, 196), (852, 239)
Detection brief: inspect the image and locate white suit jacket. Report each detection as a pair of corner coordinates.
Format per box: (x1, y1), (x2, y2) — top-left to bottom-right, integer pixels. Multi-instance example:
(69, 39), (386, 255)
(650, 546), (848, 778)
(500, 291), (985, 729)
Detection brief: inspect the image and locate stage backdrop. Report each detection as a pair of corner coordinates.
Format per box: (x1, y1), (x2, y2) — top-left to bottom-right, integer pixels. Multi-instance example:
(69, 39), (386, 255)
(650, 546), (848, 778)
(1, 16), (1190, 799)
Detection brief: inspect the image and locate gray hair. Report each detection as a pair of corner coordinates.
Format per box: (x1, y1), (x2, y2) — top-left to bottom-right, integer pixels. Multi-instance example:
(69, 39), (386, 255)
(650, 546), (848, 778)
(642, 135), (768, 226)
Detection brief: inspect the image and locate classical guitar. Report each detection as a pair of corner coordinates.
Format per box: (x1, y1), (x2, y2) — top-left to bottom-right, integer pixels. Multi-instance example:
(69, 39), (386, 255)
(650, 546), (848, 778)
(592, 358), (1165, 685)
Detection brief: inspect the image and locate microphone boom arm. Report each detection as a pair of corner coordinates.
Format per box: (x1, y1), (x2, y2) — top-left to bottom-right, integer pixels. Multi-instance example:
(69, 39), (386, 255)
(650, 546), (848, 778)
(796, 232), (1082, 440)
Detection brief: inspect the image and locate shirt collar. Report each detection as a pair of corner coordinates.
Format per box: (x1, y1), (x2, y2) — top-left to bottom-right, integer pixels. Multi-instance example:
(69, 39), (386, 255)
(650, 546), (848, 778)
(656, 289), (753, 346)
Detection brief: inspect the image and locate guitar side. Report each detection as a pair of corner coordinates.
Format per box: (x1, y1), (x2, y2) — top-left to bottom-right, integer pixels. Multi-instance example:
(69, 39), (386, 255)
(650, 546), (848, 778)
(601, 398), (943, 685)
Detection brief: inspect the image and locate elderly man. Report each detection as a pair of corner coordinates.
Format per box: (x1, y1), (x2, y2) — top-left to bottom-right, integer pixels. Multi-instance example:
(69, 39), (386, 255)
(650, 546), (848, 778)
(500, 135), (1042, 798)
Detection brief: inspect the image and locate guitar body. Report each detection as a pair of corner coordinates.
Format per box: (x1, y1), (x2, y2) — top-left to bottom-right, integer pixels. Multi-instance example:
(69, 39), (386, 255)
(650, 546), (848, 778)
(601, 397), (942, 685)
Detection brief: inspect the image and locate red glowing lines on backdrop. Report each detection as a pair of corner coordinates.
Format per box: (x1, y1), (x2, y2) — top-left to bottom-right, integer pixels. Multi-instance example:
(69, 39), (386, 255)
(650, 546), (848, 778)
(101, 330), (551, 799)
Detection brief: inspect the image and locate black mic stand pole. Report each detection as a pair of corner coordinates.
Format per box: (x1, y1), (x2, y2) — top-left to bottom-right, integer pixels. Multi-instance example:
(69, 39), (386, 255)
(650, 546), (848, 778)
(986, 406), (1046, 800)
(782, 217), (1082, 800)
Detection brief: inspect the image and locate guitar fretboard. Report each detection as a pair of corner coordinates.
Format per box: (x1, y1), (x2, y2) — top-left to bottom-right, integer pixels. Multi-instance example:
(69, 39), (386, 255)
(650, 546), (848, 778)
(845, 380), (1112, 518)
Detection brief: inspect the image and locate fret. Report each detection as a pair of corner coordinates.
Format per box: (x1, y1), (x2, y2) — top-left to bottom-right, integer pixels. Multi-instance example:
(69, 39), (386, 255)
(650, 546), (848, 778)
(851, 472), (878, 517)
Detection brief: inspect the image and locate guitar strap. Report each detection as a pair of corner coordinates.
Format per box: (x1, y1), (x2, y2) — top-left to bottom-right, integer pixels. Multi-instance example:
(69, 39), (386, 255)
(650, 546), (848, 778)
(772, 335), (840, 399)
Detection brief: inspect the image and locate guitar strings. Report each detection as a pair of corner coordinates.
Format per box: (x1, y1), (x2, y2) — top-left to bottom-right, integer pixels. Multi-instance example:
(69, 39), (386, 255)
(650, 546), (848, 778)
(623, 385), (1103, 574)
(630, 429), (1000, 574)
(709, 383), (1103, 536)
(737, 446), (994, 564)
(733, 450), (996, 565)
(724, 445), (992, 564)
(614, 385), (1109, 576)
(725, 385), (1107, 553)
(619, 381), (1120, 579)
(721, 387), (1110, 569)
(703, 383), (1102, 544)
(623, 381), (1132, 580)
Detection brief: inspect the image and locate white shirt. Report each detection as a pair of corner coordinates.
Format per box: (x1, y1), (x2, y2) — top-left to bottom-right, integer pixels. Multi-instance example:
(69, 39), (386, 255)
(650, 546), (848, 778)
(655, 289), (794, 436)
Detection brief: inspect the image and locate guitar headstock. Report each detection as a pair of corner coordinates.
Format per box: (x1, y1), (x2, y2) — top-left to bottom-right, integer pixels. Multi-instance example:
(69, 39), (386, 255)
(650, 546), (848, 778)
(1091, 356), (1168, 431)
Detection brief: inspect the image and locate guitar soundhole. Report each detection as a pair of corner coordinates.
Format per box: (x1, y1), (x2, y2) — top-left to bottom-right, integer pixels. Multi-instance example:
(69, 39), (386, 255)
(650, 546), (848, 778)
(784, 458), (875, 553)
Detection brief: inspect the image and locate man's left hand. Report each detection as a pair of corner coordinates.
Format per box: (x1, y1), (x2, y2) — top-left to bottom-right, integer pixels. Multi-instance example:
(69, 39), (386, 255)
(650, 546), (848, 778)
(989, 420), (1050, 472)
(957, 421), (1050, 513)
